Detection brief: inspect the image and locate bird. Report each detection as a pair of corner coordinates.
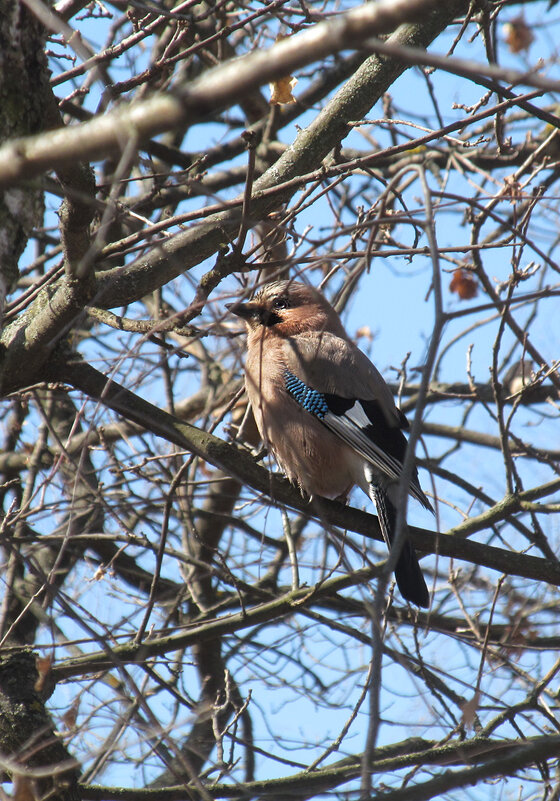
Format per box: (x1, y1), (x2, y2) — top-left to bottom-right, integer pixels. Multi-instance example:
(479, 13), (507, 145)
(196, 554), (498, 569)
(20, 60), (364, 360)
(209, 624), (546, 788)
(228, 279), (431, 607)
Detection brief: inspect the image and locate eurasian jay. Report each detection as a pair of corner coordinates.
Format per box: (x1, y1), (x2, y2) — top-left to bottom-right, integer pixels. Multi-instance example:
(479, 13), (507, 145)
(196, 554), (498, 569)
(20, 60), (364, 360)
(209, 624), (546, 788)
(229, 279), (431, 607)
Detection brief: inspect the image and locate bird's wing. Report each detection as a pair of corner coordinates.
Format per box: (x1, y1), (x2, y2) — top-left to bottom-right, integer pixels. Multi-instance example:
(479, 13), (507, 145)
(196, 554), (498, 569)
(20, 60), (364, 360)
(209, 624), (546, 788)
(280, 332), (432, 511)
(283, 368), (431, 506)
(281, 330), (407, 429)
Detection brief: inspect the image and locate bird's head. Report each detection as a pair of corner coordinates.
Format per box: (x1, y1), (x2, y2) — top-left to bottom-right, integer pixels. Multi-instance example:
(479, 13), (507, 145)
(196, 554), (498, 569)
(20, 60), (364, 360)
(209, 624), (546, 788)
(227, 280), (345, 338)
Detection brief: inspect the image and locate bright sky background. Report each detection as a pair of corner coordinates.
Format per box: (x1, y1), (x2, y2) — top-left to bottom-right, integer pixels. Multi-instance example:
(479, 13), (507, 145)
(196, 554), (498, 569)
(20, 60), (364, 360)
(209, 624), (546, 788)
(20, 0), (560, 793)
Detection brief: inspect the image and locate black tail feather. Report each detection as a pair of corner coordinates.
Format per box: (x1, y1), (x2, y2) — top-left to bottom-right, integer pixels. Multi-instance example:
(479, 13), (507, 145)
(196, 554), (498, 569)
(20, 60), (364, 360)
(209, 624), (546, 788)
(370, 485), (429, 608)
(393, 540), (430, 608)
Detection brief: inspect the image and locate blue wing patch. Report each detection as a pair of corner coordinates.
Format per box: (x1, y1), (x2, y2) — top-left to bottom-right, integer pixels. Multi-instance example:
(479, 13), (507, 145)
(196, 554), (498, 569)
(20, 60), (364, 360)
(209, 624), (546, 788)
(284, 371), (329, 418)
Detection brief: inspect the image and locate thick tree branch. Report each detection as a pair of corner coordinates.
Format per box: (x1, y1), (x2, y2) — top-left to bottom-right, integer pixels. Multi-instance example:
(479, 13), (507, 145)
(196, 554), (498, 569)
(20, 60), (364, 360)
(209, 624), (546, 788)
(0, 0), (462, 189)
(0, 651), (80, 801)
(50, 352), (560, 592)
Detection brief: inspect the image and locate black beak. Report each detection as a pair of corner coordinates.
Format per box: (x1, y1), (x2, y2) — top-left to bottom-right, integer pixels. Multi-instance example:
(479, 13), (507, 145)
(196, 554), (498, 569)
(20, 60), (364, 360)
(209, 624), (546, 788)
(227, 300), (279, 327)
(226, 301), (256, 320)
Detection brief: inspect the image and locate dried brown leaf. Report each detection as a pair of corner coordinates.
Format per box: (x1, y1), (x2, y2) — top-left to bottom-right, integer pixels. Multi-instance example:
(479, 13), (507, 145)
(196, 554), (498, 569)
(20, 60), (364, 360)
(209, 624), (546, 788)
(269, 75), (297, 105)
(503, 17), (534, 53)
(61, 698), (80, 731)
(502, 175), (524, 203)
(34, 654), (53, 694)
(269, 34), (297, 105)
(449, 268), (478, 300)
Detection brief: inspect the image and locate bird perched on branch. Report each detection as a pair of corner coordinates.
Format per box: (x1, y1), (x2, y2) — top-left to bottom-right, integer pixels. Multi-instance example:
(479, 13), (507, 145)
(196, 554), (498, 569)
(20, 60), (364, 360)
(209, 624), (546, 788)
(229, 279), (431, 607)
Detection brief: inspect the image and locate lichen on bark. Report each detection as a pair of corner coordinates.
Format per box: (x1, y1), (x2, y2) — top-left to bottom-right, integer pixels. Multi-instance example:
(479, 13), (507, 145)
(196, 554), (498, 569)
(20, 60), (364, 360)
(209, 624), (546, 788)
(0, 651), (80, 801)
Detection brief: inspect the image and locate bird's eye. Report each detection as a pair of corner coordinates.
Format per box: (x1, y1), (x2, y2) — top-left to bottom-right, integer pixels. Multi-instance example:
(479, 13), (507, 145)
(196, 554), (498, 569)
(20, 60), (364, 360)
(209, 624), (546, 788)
(272, 296), (290, 310)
